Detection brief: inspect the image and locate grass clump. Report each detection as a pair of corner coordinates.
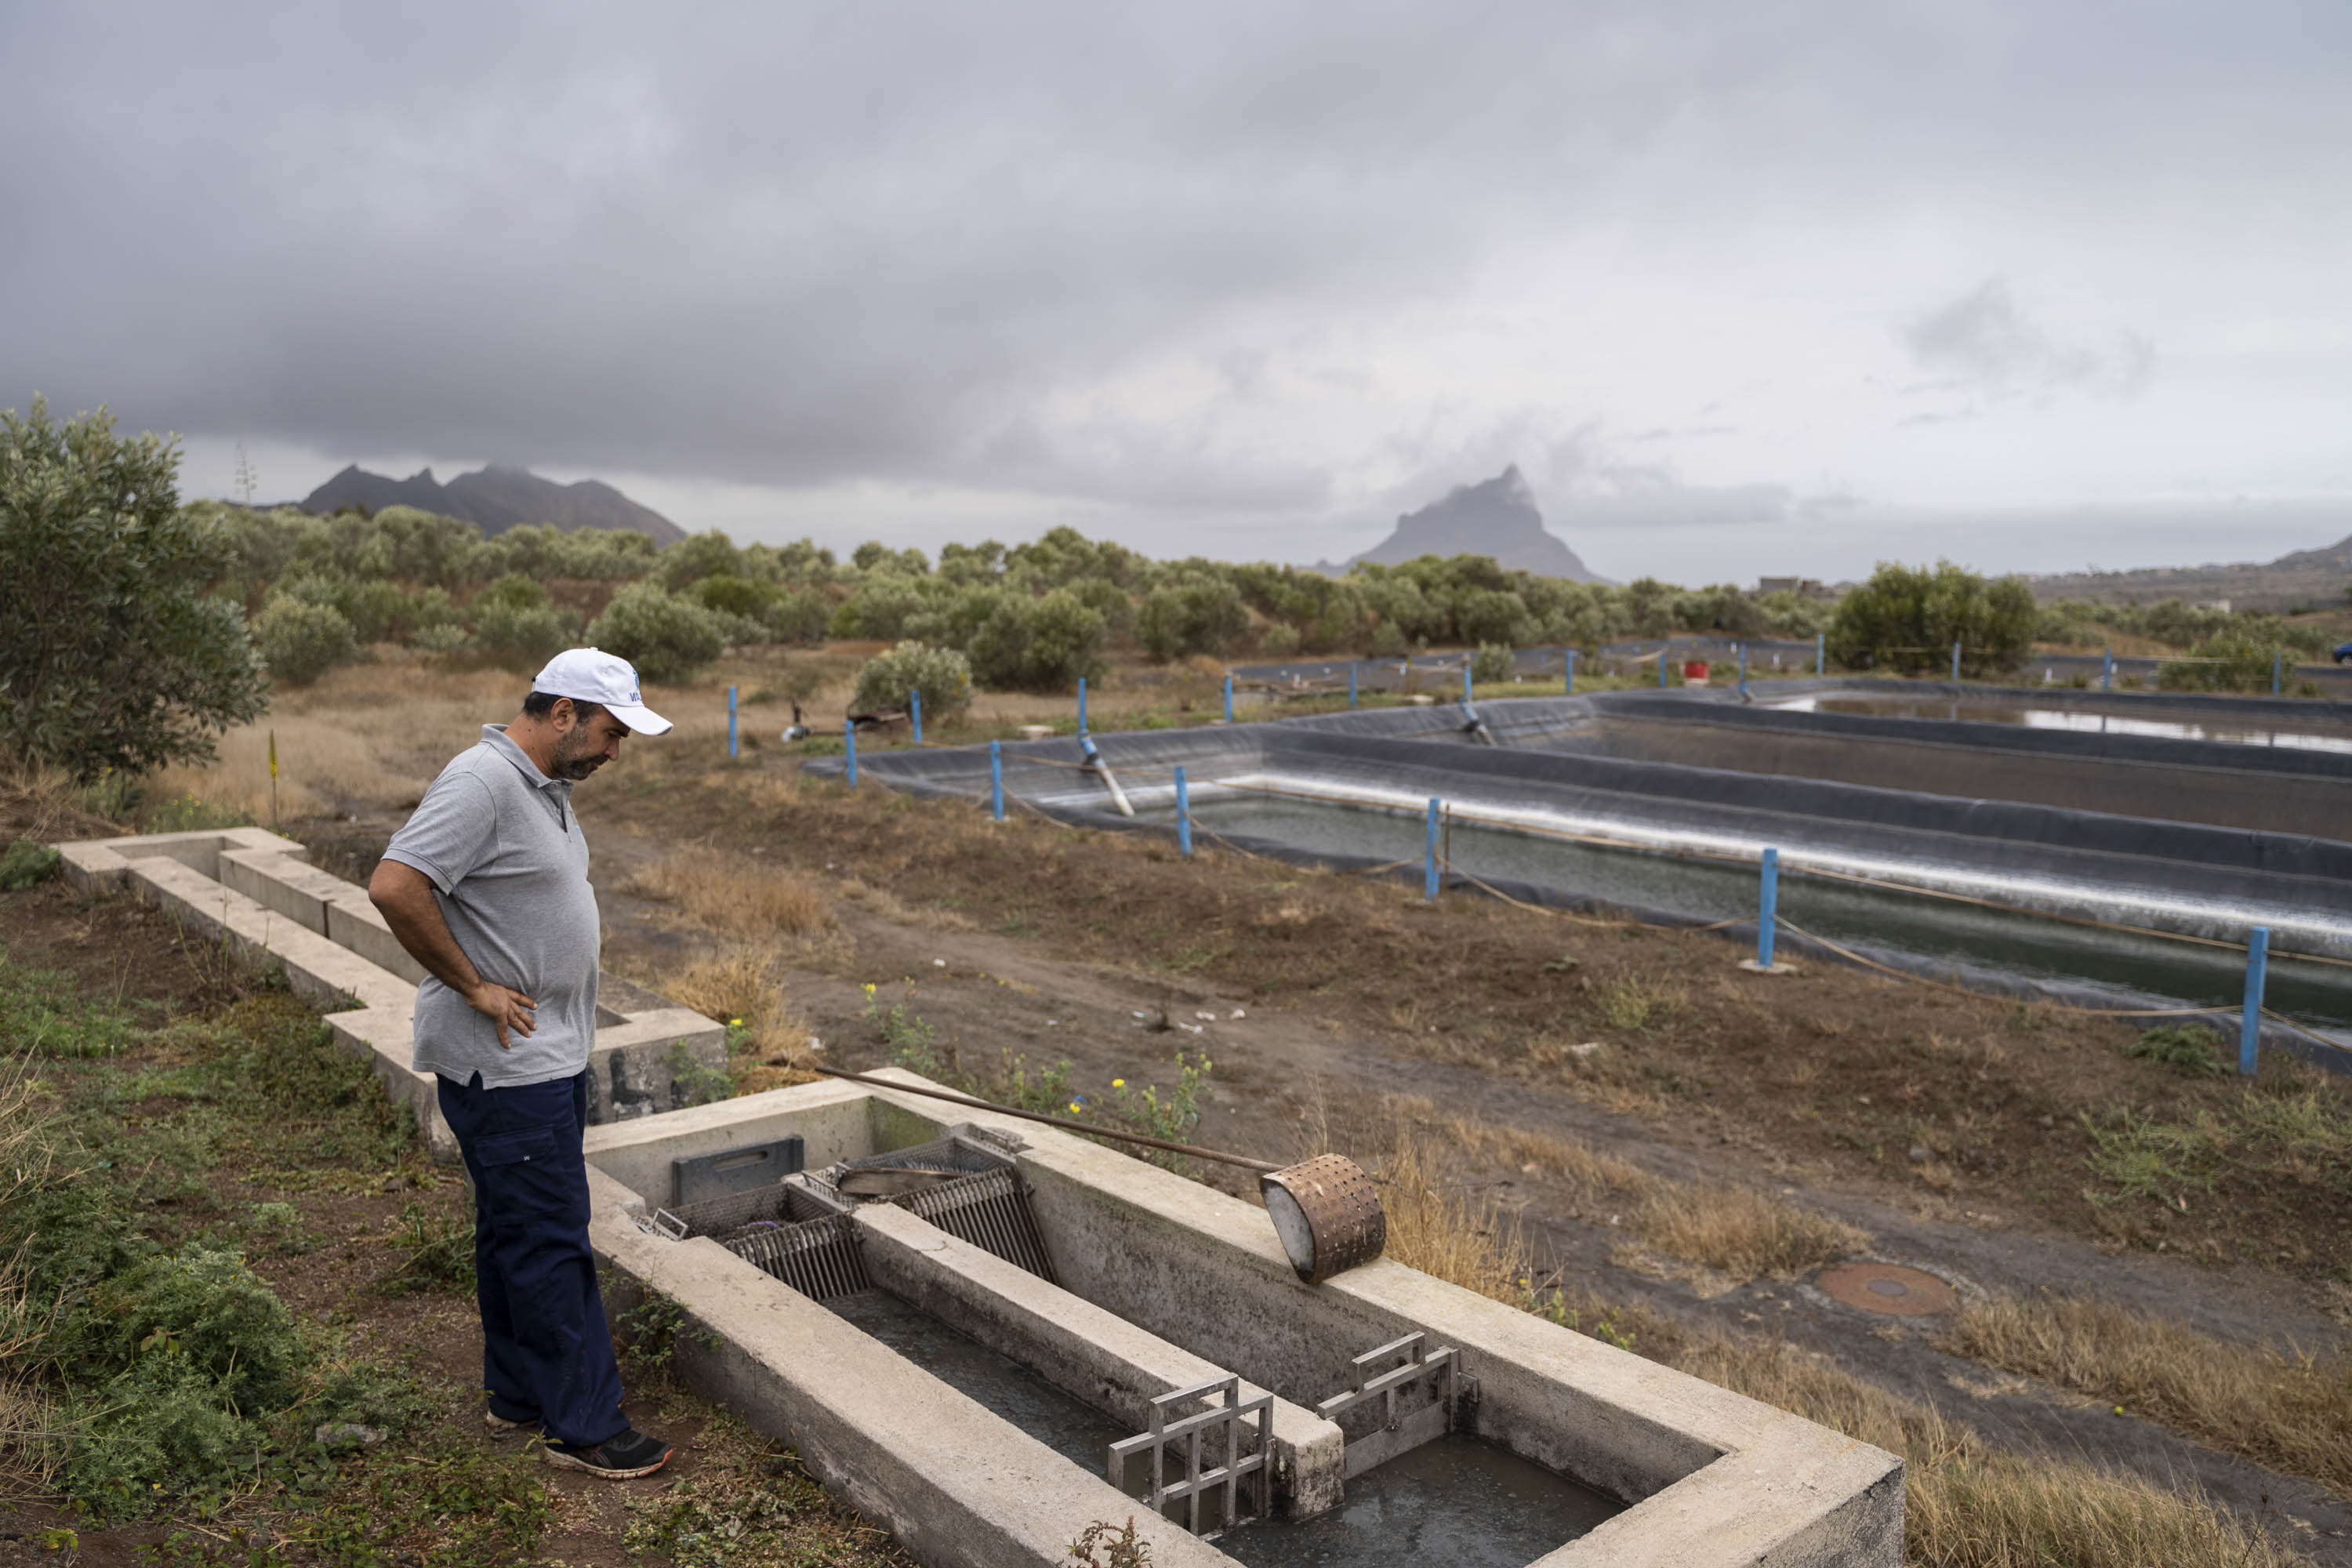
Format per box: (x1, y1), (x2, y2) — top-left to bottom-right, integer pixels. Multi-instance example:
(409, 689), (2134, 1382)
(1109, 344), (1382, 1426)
(1, 839), (62, 891)
(1939, 1294), (2352, 1500)
(2126, 1024), (2226, 1075)
(622, 848), (835, 940)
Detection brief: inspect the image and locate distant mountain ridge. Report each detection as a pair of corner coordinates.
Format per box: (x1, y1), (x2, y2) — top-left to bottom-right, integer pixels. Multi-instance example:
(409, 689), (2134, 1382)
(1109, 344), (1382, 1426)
(299, 463), (684, 544)
(2029, 524), (2352, 611)
(1319, 466), (1607, 582)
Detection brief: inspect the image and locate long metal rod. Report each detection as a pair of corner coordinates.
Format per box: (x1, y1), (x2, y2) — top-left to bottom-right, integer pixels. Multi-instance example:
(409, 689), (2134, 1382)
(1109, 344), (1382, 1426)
(807, 1065), (1282, 1173)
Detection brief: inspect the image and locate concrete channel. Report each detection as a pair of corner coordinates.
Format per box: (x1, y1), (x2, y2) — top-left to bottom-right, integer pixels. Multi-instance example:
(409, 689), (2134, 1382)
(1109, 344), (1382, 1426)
(50, 826), (1907, 1566)
(815, 681), (2352, 1060)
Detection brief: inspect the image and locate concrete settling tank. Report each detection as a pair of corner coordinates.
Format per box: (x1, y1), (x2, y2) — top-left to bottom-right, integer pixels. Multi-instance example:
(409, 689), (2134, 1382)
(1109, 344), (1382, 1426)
(587, 1071), (1904, 1566)
(817, 681), (2352, 1058)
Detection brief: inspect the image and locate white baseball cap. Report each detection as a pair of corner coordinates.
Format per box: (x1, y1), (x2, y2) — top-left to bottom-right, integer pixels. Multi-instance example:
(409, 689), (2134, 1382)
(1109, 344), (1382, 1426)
(532, 648), (673, 735)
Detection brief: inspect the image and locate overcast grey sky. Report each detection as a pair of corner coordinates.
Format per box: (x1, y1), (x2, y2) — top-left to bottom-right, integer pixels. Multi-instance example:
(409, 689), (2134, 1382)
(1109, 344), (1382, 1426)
(5, 2), (2347, 582)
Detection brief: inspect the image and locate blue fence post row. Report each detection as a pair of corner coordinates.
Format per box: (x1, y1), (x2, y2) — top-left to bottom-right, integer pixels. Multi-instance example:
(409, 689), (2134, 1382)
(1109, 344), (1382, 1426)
(1349, 663), (1358, 708)
(844, 720), (858, 786)
(1077, 676), (1087, 735)
(1424, 797), (1442, 901)
(989, 740), (1004, 822)
(1174, 764), (1192, 858)
(1758, 846), (1779, 969)
(911, 690), (923, 746)
(2103, 648), (2114, 691)
(728, 684), (739, 759)
(1564, 648), (1575, 695)
(1224, 674), (1235, 724)
(2240, 926), (2269, 1076)
(1951, 641), (1962, 685)
(1815, 631), (1824, 677)
(1737, 643), (1749, 699)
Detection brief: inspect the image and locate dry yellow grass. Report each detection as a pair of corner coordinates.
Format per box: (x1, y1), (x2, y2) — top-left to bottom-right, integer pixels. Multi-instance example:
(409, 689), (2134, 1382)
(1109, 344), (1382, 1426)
(0, 1055), (60, 1497)
(640, 948), (824, 1096)
(620, 850), (834, 940)
(1408, 1101), (1870, 1286)
(1940, 1294), (2352, 1501)
(1368, 1116), (2303, 1568)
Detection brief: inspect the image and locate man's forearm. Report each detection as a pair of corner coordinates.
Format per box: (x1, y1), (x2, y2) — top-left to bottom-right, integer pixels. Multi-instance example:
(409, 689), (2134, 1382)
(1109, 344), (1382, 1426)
(368, 862), (487, 996)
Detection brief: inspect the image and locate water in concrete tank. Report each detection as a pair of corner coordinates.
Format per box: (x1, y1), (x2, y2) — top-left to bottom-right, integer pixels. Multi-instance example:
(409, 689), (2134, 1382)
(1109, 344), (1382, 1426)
(1152, 793), (2352, 1029)
(829, 1289), (1623, 1559)
(827, 1289), (1129, 1475)
(1768, 694), (2352, 753)
(1216, 1432), (1620, 1567)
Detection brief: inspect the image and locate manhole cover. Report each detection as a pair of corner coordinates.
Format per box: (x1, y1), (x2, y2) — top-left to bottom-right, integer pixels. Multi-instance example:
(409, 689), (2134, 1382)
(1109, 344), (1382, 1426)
(1815, 1261), (1957, 1316)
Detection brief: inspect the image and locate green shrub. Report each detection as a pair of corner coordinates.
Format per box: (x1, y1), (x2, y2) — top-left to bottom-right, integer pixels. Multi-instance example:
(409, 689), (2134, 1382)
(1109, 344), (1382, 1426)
(967, 589), (1106, 691)
(658, 528), (745, 590)
(252, 592), (359, 686)
(470, 577), (581, 666)
(1470, 642), (1515, 683)
(583, 583), (729, 683)
(1827, 561), (2035, 676)
(2, 838), (60, 891)
(829, 575), (929, 641)
(1257, 621), (1302, 657)
(0, 400), (269, 780)
(1137, 580), (1248, 662)
(2127, 1025), (2227, 1075)
(2158, 621), (2303, 692)
(852, 641), (974, 720)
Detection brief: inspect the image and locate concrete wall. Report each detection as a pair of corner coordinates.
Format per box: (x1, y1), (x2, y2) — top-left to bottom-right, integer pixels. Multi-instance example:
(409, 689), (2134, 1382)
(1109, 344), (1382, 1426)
(53, 829), (728, 1161)
(584, 1072), (1904, 1566)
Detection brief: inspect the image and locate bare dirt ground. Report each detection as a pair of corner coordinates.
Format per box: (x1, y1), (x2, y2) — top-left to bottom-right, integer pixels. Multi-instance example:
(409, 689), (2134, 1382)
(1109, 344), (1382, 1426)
(10, 654), (2351, 1563)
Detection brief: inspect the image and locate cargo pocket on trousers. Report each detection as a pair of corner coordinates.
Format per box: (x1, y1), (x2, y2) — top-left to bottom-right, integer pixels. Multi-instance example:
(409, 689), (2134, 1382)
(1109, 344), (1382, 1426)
(472, 1126), (558, 1168)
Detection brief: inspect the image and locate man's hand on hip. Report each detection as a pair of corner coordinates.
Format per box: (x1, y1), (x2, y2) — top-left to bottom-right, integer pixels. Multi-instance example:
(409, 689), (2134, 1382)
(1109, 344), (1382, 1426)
(466, 983), (539, 1048)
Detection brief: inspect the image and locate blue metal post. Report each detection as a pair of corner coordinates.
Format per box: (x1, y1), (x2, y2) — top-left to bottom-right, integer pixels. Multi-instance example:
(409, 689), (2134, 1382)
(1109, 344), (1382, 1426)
(1951, 641), (1962, 684)
(2240, 926), (2269, 1076)
(989, 740), (1004, 821)
(1564, 648), (1575, 694)
(2103, 648), (2114, 691)
(844, 720), (857, 786)
(2273, 651), (2282, 695)
(1759, 847), (1779, 969)
(1424, 797), (1441, 901)
(1658, 648), (1668, 688)
(1349, 664), (1358, 708)
(1463, 660), (1474, 705)
(1738, 644), (1749, 699)
(1224, 674), (1234, 724)
(728, 685), (738, 759)
(1815, 632), (1824, 676)
(1077, 676), (1087, 735)
(1174, 765), (1192, 858)
(910, 689), (923, 746)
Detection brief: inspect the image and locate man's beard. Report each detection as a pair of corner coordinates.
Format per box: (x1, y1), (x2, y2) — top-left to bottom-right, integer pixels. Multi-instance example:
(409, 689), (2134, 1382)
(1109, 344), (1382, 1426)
(550, 734), (607, 781)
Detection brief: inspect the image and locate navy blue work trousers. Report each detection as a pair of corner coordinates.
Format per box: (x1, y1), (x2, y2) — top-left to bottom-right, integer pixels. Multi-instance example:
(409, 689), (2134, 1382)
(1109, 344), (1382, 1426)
(436, 1069), (626, 1447)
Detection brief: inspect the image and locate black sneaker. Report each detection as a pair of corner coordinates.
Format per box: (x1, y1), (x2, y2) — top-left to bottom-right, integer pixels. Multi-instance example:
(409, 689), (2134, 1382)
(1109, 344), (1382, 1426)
(542, 1428), (673, 1479)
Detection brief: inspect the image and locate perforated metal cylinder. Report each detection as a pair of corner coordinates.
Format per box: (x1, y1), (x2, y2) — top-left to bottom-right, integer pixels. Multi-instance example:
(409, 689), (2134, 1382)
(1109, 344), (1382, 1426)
(1260, 1153), (1385, 1283)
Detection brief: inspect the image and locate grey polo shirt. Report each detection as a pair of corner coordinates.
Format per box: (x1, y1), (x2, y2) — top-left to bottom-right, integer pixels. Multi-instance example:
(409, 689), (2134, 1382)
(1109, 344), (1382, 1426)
(381, 724), (601, 1088)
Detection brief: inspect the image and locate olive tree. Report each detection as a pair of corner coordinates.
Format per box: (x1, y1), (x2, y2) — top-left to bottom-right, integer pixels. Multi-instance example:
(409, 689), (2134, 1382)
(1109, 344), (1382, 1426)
(0, 399), (267, 780)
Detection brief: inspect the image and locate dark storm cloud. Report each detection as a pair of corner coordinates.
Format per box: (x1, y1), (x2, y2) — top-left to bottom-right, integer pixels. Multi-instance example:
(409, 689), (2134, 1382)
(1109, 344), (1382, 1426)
(0, 2), (2343, 520)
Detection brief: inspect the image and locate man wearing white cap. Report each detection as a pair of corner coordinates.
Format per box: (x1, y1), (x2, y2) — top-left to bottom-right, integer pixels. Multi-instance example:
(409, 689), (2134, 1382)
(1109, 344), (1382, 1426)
(368, 648), (677, 1479)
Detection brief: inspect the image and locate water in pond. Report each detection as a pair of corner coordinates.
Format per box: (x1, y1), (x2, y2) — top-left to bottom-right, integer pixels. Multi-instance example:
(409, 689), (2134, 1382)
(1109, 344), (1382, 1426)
(1218, 1432), (1620, 1567)
(1767, 695), (2352, 755)
(1151, 791), (2352, 1029)
(830, 1289), (1623, 1561)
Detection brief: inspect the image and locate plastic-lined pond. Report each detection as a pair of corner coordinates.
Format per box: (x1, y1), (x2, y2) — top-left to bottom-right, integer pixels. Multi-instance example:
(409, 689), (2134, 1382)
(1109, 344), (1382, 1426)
(826, 1290), (1623, 1562)
(1152, 789), (2352, 1030)
(1766, 694), (2352, 755)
